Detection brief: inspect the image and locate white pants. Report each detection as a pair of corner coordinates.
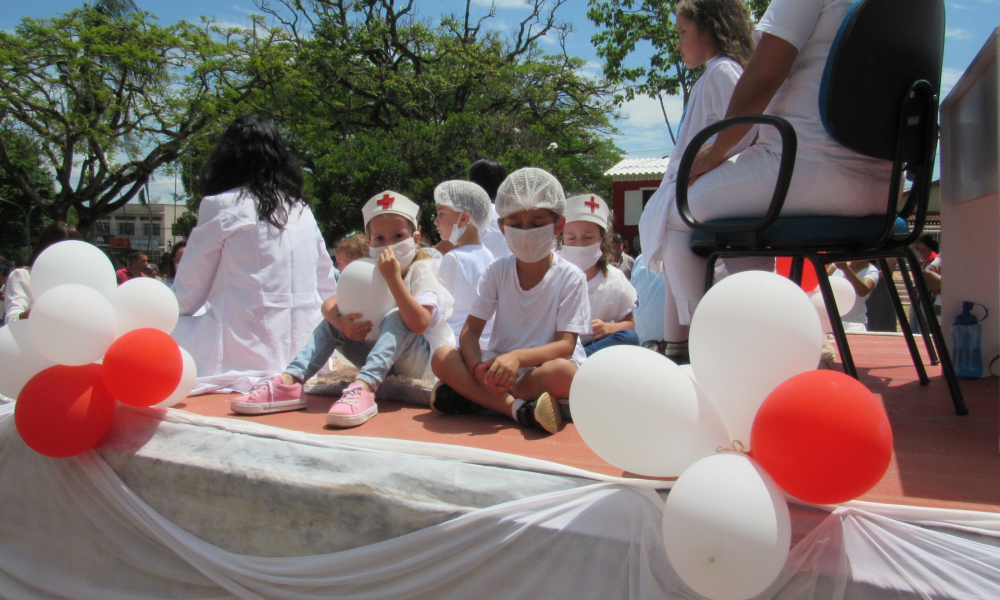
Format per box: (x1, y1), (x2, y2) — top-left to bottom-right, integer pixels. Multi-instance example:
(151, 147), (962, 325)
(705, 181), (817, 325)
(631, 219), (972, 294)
(660, 145), (890, 340)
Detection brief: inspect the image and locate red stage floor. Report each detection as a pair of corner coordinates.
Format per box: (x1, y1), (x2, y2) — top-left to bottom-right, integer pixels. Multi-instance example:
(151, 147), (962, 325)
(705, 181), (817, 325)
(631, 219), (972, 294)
(178, 334), (999, 513)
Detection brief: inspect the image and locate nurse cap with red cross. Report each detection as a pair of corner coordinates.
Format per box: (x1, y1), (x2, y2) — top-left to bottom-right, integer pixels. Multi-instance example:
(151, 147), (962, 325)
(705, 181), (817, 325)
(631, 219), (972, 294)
(564, 194), (611, 231)
(362, 190), (420, 231)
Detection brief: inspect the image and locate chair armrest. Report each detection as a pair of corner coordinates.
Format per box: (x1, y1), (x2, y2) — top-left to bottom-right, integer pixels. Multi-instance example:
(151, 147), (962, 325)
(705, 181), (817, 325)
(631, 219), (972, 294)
(675, 115), (798, 233)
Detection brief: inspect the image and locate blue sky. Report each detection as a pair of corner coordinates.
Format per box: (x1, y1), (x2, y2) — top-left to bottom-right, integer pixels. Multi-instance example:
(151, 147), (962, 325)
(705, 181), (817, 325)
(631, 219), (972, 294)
(2, 0), (997, 200)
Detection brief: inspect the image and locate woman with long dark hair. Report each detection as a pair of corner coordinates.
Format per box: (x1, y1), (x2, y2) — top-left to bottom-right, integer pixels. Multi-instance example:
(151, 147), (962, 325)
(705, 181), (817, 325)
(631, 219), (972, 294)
(171, 115), (338, 394)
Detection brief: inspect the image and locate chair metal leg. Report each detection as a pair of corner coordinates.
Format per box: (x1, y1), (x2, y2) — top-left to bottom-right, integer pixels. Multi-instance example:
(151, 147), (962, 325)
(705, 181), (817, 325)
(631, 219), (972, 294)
(899, 257), (939, 365)
(878, 259), (929, 385)
(704, 253), (721, 294)
(903, 248), (968, 415)
(812, 256), (858, 379)
(789, 256), (805, 286)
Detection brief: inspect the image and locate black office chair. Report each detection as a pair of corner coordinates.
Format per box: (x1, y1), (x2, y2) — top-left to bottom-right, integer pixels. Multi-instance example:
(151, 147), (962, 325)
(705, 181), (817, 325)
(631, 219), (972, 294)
(674, 0), (967, 415)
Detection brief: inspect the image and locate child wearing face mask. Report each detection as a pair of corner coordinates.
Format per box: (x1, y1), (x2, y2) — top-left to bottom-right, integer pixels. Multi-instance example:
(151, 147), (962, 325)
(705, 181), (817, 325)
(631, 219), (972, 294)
(559, 194), (639, 357)
(429, 168), (590, 434)
(231, 191), (455, 428)
(433, 180), (496, 348)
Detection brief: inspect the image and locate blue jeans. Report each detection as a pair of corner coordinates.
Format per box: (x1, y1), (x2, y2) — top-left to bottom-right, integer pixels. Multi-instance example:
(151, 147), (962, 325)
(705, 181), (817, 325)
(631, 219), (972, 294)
(584, 329), (641, 357)
(285, 311), (430, 391)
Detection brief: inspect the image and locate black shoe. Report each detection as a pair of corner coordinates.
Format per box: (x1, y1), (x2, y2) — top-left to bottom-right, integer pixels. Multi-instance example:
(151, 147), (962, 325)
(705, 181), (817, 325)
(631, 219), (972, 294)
(515, 393), (562, 434)
(430, 382), (477, 414)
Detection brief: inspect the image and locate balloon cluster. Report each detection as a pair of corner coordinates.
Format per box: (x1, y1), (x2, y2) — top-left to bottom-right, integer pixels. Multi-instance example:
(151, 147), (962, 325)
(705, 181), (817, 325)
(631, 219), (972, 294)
(570, 271), (893, 600)
(0, 241), (196, 458)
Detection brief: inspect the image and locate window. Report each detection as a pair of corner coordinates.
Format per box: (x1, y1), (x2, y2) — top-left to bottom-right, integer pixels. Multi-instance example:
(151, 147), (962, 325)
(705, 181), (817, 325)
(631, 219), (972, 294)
(95, 221), (110, 235)
(118, 221), (135, 235)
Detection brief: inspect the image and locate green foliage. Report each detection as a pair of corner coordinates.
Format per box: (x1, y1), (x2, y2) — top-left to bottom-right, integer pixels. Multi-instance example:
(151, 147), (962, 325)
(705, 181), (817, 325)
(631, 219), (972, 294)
(0, 6), (285, 235)
(231, 0), (623, 241)
(0, 127), (55, 256)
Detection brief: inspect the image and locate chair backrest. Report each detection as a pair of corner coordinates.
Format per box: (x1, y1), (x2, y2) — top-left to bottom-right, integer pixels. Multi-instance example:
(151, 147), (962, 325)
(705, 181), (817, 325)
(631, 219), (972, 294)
(819, 0), (945, 161)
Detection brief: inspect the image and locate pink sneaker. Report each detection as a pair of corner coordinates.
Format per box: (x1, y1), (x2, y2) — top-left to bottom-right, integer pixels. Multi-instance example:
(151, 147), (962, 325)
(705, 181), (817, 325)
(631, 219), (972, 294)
(327, 381), (377, 427)
(230, 375), (307, 415)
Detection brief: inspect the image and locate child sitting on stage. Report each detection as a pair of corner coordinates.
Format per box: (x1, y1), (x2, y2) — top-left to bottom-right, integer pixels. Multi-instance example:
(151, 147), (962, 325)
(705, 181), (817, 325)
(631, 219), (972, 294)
(231, 191), (455, 428)
(429, 168), (590, 434)
(559, 194), (639, 356)
(433, 180), (496, 348)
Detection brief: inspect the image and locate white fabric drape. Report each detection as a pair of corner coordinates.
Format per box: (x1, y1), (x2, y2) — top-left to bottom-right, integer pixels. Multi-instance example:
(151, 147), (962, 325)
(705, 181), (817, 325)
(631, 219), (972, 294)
(0, 402), (998, 599)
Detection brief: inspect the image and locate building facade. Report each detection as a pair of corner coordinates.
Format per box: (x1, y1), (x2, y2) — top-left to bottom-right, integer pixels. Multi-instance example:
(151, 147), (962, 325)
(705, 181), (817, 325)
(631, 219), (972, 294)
(91, 203), (188, 264)
(604, 157), (670, 252)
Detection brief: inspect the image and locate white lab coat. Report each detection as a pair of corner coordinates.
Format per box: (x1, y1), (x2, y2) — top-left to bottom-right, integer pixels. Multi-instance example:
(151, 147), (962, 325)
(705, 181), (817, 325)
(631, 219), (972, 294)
(171, 189), (338, 394)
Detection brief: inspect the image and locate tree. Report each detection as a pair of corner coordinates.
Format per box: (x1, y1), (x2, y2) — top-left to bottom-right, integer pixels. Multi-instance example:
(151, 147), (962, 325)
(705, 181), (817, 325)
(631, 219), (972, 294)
(0, 128), (55, 258)
(588, 0), (769, 140)
(0, 6), (289, 235)
(237, 0), (623, 240)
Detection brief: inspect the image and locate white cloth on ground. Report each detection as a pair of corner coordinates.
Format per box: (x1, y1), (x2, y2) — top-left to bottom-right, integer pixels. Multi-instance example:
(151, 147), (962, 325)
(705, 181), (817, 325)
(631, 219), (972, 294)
(2, 268), (30, 324)
(170, 189), (338, 394)
(581, 266), (637, 346)
(470, 253), (590, 367)
(1, 402), (999, 600)
(832, 263), (880, 332)
(438, 244), (494, 348)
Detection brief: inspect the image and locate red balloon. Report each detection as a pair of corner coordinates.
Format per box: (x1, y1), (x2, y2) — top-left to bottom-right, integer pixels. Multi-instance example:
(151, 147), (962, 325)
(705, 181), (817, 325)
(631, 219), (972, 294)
(102, 329), (183, 407)
(15, 364), (117, 458)
(776, 257), (819, 293)
(750, 370), (893, 504)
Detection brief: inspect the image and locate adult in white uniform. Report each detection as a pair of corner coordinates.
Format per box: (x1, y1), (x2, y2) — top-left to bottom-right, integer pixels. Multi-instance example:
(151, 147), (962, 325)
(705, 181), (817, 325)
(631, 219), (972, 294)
(661, 0), (892, 343)
(171, 115), (338, 394)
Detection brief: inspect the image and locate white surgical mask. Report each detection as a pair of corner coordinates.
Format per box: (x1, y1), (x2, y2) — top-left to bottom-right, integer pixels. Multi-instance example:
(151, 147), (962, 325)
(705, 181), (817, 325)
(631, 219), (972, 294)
(559, 242), (603, 271)
(504, 224), (555, 263)
(370, 237), (418, 271)
(447, 220), (468, 245)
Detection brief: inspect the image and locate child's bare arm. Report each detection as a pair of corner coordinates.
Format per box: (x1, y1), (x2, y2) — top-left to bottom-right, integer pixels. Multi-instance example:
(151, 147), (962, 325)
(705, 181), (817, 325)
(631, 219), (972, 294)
(591, 313), (636, 339)
(376, 247), (432, 334)
(486, 332), (577, 389)
(459, 316), (486, 370)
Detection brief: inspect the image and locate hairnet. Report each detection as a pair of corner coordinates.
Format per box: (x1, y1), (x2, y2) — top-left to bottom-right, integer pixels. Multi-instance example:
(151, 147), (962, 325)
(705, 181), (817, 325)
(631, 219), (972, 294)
(433, 180), (493, 232)
(494, 167), (565, 218)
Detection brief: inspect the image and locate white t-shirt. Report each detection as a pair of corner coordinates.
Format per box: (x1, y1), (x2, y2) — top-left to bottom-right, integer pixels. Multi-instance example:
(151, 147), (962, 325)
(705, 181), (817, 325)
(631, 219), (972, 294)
(438, 244), (495, 347)
(479, 204), (512, 260)
(470, 253), (590, 366)
(581, 266), (638, 345)
(833, 264), (880, 331)
(403, 259), (456, 379)
(755, 0), (892, 177)
(3, 268), (31, 324)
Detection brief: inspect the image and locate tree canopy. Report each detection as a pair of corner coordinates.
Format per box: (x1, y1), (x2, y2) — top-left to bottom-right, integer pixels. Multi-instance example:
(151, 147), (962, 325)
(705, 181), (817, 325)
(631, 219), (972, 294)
(0, 5), (286, 234)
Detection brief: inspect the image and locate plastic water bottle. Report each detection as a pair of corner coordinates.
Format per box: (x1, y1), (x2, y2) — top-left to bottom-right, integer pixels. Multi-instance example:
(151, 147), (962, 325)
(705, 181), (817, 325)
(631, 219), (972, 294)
(952, 301), (987, 379)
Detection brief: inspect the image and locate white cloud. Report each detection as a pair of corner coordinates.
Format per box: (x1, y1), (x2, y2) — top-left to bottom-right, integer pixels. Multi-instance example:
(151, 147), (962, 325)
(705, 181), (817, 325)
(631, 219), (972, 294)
(945, 28), (969, 39)
(612, 93), (684, 156)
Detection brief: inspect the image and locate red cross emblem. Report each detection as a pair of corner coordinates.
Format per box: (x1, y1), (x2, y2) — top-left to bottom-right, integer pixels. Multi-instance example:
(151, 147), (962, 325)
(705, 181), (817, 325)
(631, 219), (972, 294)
(585, 196), (601, 213)
(377, 193), (395, 210)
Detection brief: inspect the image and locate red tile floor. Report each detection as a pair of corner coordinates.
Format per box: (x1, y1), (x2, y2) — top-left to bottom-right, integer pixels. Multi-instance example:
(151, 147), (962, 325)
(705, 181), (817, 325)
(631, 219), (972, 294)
(179, 333), (999, 513)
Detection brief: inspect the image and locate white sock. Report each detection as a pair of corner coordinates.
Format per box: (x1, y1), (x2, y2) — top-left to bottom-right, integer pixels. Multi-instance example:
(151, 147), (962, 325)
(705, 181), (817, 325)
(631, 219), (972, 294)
(511, 399), (526, 420)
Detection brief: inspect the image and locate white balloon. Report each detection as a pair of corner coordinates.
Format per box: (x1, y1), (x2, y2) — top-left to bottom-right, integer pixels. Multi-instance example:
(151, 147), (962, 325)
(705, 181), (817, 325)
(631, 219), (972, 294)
(30, 240), (117, 300)
(570, 346), (731, 477)
(810, 292), (834, 334)
(663, 453), (791, 600)
(690, 271), (821, 446)
(811, 276), (857, 318)
(336, 258), (397, 338)
(0, 321), (57, 399)
(153, 347), (197, 408)
(112, 278), (180, 335)
(28, 284), (118, 366)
